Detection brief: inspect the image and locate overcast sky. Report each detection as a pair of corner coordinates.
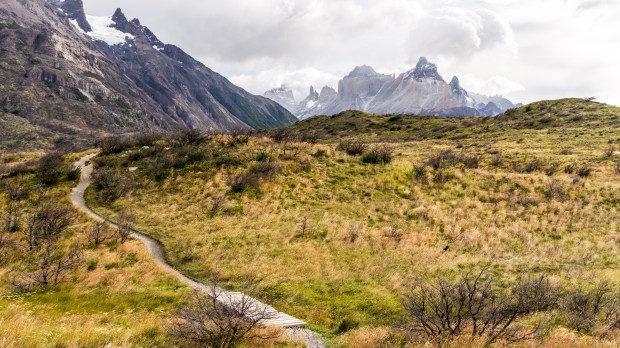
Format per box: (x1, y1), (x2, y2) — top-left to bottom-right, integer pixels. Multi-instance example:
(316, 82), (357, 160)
(84, 0), (620, 105)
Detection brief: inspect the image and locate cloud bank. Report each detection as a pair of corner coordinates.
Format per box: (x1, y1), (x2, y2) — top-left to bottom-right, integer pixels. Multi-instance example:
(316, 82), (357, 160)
(84, 0), (620, 105)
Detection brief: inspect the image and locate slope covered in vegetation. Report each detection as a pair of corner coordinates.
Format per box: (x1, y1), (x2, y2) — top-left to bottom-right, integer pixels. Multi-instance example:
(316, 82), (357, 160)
(83, 99), (620, 346)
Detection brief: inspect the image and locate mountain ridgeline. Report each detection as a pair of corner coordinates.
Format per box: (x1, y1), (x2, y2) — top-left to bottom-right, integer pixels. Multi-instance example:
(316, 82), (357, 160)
(265, 58), (518, 119)
(0, 0), (295, 150)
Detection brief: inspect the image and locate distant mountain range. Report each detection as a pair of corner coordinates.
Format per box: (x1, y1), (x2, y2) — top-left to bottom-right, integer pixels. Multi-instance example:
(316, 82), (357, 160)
(0, 0), (295, 149)
(265, 57), (520, 119)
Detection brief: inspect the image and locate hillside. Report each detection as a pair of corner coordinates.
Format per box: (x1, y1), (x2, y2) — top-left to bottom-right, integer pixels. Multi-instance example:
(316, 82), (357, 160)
(0, 0), (295, 151)
(76, 98), (620, 346)
(287, 98), (620, 142)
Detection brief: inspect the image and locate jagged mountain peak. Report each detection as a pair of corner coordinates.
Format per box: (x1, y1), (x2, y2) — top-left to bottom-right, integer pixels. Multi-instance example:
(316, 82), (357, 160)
(111, 8), (128, 25)
(405, 56), (443, 82)
(49, 0), (92, 32)
(319, 86), (337, 98)
(450, 76), (460, 89)
(347, 65), (379, 78)
(308, 86), (319, 100)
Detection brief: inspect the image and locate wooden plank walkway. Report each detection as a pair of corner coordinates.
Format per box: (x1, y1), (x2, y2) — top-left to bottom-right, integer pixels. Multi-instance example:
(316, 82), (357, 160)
(71, 154), (307, 328)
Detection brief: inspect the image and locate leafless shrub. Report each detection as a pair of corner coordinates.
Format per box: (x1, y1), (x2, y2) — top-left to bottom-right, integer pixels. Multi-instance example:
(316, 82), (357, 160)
(116, 211), (135, 244)
(167, 280), (277, 347)
(362, 145), (394, 164)
(2, 203), (21, 234)
(208, 195), (228, 218)
(299, 132), (319, 144)
(85, 220), (114, 246)
(269, 128), (294, 144)
(562, 283), (615, 334)
(432, 170), (455, 185)
(0, 221), (13, 263)
(412, 164), (428, 184)
(2, 181), (30, 201)
(577, 165), (592, 178)
(99, 136), (132, 155)
(403, 270), (559, 345)
(173, 129), (208, 146)
(35, 153), (65, 186)
(564, 163), (576, 174)
(92, 167), (132, 202)
(249, 162), (280, 178)
(383, 225), (404, 243)
(25, 204), (74, 251)
(298, 216), (310, 238)
(337, 140), (368, 156)
(491, 153), (503, 167)
(523, 159), (544, 173)
(462, 154), (483, 169)
(18, 242), (82, 289)
(604, 147), (616, 158)
(230, 173), (260, 193)
(544, 179), (567, 201)
(545, 163), (560, 176)
(347, 223), (362, 243)
(426, 150), (463, 170)
(228, 127), (253, 146)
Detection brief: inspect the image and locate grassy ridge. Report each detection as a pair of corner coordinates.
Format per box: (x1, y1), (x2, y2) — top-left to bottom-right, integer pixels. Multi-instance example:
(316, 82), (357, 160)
(86, 99), (620, 343)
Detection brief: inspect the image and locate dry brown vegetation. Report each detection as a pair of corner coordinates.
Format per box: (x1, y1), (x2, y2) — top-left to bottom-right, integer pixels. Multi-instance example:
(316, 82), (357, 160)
(83, 99), (620, 346)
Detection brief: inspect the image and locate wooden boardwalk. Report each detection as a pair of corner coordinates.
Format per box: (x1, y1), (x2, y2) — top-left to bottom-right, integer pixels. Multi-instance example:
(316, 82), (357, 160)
(71, 154), (307, 328)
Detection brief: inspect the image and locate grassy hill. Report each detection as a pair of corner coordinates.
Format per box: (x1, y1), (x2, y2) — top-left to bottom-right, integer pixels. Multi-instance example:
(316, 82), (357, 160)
(78, 98), (620, 346)
(287, 98), (619, 143)
(1, 98), (619, 346)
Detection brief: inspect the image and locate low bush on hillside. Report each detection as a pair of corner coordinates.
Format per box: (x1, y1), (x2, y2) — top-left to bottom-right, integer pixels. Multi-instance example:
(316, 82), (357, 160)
(403, 270), (620, 345)
(229, 173), (260, 193)
(337, 140), (368, 156)
(92, 167), (133, 202)
(99, 133), (163, 155)
(362, 145), (393, 164)
(35, 153), (65, 186)
(403, 270), (560, 344)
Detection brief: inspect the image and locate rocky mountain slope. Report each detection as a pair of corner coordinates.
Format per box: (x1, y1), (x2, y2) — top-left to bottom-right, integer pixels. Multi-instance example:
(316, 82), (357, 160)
(265, 58), (517, 119)
(0, 0), (295, 150)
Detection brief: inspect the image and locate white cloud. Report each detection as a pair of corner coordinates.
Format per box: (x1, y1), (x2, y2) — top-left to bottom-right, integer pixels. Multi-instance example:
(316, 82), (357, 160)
(229, 68), (340, 102)
(458, 74), (525, 96)
(83, 0), (620, 106)
(406, 7), (517, 62)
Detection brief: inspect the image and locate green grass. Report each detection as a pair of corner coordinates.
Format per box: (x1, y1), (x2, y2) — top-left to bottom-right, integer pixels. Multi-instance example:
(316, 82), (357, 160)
(0, 155), (188, 347)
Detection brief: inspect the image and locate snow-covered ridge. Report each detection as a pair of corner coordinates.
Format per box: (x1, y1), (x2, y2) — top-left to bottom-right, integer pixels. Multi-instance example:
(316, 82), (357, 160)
(69, 14), (134, 45)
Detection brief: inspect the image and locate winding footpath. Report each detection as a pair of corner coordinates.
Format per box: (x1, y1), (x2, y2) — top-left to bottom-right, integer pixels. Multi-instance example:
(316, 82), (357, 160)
(71, 154), (325, 346)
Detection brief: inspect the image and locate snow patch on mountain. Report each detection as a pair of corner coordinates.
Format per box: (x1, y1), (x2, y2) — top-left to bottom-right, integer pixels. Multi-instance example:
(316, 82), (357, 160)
(84, 15), (134, 45)
(69, 19), (85, 33)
